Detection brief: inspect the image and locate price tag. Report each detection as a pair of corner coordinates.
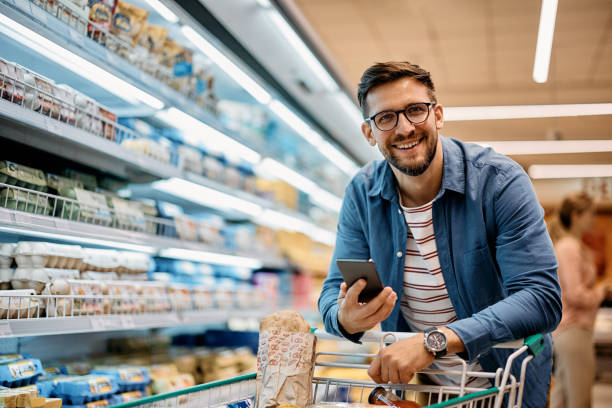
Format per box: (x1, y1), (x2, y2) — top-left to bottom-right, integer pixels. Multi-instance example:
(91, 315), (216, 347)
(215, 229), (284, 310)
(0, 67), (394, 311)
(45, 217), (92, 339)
(120, 315), (134, 329)
(69, 28), (85, 48)
(0, 321), (12, 337)
(30, 5), (48, 25)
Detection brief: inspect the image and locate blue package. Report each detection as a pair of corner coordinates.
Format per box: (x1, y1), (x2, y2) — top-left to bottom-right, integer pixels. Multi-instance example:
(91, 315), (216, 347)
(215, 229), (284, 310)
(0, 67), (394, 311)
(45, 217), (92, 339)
(226, 397), (254, 408)
(108, 390), (145, 404)
(53, 375), (118, 405)
(36, 375), (75, 397)
(91, 368), (150, 392)
(0, 358), (44, 387)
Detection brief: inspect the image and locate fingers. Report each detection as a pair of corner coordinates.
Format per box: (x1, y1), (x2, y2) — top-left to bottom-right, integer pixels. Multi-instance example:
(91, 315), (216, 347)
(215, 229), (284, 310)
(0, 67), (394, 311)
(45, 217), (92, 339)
(337, 282), (348, 301)
(362, 288), (397, 319)
(367, 355), (382, 384)
(344, 279), (366, 305)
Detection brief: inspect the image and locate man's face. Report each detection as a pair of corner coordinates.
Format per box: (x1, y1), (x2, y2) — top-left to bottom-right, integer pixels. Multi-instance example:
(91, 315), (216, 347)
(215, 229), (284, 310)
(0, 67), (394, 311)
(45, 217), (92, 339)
(361, 77), (444, 176)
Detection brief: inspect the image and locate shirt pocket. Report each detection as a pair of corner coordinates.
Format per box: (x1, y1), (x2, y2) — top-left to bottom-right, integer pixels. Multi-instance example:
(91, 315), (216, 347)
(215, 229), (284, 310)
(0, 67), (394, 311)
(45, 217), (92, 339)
(462, 245), (503, 309)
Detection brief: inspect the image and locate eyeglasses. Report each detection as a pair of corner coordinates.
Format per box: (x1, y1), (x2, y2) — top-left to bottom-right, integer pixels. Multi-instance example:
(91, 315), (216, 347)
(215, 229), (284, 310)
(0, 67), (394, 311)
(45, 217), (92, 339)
(367, 102), (435, 131)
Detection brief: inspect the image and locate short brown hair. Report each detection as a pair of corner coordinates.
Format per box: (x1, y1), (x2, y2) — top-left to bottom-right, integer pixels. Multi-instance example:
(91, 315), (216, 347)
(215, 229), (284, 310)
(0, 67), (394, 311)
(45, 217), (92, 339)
(357, 61), (437, 119)
(547, 192), (594, 243)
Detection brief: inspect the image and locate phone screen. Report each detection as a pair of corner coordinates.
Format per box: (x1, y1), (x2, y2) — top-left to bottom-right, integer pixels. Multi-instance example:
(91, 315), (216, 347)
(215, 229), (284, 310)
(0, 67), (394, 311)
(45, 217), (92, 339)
(336, 259), (384, 303)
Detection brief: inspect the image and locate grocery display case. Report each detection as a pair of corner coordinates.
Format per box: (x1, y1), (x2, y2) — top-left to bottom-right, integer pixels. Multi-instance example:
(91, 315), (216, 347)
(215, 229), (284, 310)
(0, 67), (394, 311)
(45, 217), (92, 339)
(0, 0), (352, 404)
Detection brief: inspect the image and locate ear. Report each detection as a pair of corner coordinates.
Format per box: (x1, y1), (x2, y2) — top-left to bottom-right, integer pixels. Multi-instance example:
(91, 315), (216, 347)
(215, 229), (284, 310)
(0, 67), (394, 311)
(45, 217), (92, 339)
(361, 121), (376, 146)
(434, 104), (444, 130)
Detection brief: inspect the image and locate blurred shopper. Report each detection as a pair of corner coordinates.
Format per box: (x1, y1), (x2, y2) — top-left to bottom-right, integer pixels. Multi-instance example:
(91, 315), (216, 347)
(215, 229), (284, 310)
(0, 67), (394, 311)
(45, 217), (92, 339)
(549, 193), (609, 408)
(318, 61), (561, 408)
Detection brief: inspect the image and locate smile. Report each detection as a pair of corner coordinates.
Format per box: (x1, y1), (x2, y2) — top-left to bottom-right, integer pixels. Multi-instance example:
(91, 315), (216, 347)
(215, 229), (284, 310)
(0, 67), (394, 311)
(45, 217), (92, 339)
(393, 136), (423, 150)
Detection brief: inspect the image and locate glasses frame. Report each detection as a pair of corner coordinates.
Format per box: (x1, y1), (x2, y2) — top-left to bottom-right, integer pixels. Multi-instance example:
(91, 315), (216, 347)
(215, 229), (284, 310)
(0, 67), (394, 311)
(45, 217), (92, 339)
(366, 102), (436, 131)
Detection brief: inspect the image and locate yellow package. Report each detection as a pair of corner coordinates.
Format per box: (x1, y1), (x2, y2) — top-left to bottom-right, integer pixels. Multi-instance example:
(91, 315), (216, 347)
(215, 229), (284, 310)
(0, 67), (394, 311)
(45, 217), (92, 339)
(135, 25), (168, 53)
(111, 0), (148, 43)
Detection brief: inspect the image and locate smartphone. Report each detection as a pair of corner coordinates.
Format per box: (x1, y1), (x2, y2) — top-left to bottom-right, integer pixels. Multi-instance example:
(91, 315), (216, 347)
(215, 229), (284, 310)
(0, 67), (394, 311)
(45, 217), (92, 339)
(336, 259), (384, 303)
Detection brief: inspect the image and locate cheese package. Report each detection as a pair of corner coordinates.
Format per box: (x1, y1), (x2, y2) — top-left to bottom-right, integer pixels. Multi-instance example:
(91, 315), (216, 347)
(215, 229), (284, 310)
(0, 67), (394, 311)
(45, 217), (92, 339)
(256, 311), (316, 408)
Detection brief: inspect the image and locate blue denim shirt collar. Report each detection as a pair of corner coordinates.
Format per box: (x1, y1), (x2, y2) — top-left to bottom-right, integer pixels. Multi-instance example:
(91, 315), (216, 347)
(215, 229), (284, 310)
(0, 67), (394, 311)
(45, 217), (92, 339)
(367, 135), (466, 201)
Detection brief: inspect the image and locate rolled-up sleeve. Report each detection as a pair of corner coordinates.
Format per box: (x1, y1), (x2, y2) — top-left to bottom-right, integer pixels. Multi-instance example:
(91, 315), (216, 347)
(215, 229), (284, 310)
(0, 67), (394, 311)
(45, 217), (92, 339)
(447, 166), (562, 362)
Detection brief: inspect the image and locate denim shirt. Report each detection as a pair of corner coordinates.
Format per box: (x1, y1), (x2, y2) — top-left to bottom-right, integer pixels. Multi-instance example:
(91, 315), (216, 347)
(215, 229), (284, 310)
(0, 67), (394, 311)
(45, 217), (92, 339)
(318, 136), (561, 408)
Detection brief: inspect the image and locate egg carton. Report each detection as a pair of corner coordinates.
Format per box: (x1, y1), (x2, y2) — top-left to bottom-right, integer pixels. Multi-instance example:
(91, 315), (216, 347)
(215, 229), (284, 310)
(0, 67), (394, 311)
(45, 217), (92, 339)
(107, 390), (144, 405)
(81, 249), (120, 272)
(11, 268), (80, 293)
(116, 252), (151, 274)
(91, 368), (150, 392)
(0, 269), (13, 290)
(0, 244), (15, 268)
(53, 375), (118, 405)
(0, 359), (44, 387)
(13, 242), (83, 269)
(79, 271), (118, 281)
(0, 289), (42, 319)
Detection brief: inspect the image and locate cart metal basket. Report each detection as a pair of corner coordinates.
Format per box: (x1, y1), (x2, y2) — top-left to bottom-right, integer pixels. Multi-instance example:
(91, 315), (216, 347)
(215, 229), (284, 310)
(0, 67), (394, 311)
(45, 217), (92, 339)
(110, 329), (546, 408)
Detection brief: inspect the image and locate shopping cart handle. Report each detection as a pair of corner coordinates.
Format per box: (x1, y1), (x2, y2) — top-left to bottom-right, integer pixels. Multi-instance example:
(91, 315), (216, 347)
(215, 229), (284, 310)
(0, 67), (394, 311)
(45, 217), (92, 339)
(311, 328), (544, 352)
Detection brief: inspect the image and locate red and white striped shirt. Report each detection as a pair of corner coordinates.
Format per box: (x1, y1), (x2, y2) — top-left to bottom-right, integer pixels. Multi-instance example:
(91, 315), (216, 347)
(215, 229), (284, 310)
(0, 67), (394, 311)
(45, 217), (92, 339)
(400, 199), (489, 388)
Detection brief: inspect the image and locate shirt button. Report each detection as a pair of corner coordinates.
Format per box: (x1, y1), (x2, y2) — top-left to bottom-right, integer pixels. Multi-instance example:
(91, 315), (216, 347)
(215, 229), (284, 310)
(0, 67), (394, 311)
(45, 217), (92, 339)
(397, 251), (403, 258)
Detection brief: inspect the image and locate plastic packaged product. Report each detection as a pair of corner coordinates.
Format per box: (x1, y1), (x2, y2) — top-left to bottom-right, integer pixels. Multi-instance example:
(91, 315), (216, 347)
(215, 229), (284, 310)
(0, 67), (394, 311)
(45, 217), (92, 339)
(80, 271), (118, 281)
(110, 0), (147, 44)
(0, 244), (15, 268)
(51, 86), (77, 125)
(65, 280), (104, 315)
(368, 387), (421, 408)
(0, 161), (47, 192)
(201, 152), (225, 181)
(191, 283), (214, 310)
(103, 280), (139, 313)
(0, 59), (25, 105)
(174, 216), (198, 241)
(87, 0), (115, 44)
(120, 138), (171, 163)
(47, 173), (84, 195)
(71, 90), (97, 133)
(99, 107), (116, 140)
(116, 252), (150, 274)
(196, 214), (225, 246)
(0, 359), (44, 387)
(0, 189), (51, 215)
(56, 188), (112, 225)
(0, 355), (24, 364)
(11, 268), (78, 293)
(81, 249), (120, 271)
(62, 169), (98, 192)
(91, 367), (150, 392)
(108, 390), (144, 404)
(223, 224), (255, 252)
(167, 284), (192, 311)
(106, 196), (146, 232)
(139, 282), (169, 313)
(53, 375), (118, 405)
(0, 269), (12, 290)
(0, 289), (41, 318)
(214, 279), (236, 309)
(56, 0), (89, 34)
(150, 373), (195, 395)
(13, 242), (84, 269)
(177, 145), (204, 174)
(23, 72), (58, 118)
(43, 280), (72, 317)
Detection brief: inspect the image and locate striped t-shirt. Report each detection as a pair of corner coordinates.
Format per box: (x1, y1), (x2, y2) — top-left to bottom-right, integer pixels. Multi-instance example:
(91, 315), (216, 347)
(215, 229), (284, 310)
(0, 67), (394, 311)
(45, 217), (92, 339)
(400, 199), (490, 388)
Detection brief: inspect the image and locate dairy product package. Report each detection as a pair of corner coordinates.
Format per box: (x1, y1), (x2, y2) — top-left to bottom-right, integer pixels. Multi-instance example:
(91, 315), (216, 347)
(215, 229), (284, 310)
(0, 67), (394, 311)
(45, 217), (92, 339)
(196, 214), (225, 246)
(0, 289), (41, 318)
(139, 282), (169, 313)
(80, 271), (118, 281)
(0, 244), (15, 268)
(0, 189), (51, 215)
(56, 188), (112, 225)
(110, 0), (148, 44)
(168, 284), (192, 311)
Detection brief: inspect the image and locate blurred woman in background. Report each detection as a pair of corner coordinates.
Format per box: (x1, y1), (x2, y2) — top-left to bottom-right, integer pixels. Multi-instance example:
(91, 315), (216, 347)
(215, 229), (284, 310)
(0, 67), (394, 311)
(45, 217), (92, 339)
(549, 193), (609, 408)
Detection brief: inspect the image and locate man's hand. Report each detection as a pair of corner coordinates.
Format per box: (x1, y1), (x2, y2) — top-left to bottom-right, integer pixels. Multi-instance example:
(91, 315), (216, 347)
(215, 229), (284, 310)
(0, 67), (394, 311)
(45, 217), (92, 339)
(367, 334), (434, 384)
(337, 279), (397, 334)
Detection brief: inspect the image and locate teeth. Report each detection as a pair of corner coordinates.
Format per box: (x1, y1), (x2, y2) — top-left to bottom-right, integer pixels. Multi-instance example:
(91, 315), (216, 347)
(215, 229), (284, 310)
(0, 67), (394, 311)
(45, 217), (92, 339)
(396, 140), (419, 149)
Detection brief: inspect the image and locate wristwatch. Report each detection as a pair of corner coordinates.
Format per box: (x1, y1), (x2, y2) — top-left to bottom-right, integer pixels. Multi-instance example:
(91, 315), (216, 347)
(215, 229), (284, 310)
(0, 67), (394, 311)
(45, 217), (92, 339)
(424, 327), (448, 358)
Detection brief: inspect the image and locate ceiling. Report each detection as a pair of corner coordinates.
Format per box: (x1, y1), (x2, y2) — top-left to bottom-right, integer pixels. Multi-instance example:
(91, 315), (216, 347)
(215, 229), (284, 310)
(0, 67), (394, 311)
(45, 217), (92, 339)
(287, 0), (612, 205)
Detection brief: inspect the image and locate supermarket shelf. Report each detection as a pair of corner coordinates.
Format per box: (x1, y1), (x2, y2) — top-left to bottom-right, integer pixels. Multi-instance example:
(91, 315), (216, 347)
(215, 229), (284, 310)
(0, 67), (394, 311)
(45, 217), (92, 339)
(0, 206), (288, 268)
(0, 98), (181, 182)
(0, 0), (257, 150)
(0, 309), (279, 338)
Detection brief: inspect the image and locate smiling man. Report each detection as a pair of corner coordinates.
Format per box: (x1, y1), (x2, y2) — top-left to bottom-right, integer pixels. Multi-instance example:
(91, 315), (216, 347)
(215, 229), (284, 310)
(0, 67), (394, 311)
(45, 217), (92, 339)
(318, 62), (562, 407)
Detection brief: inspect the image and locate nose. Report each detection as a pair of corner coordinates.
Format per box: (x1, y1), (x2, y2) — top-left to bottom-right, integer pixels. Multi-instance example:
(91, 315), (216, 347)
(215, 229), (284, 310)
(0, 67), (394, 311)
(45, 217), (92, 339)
(395, 111), (416, 133)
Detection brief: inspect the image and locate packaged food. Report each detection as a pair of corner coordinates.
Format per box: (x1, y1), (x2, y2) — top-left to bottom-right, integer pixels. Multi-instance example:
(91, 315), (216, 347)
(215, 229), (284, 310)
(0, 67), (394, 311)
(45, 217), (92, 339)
(108, 390), (144, 404)
(71, 90), (97, 133)
(91, 367), (150, 392)
(16, 242), (84, 269)
(53, 86), (77, 125)
(81, 249), (119, 271)
(0, 359), (44, 387)
(56, 188), (112, 225)
(256, 311), (316, 408)
(23, 73), (58, 118)
(135, 25), (167, 54)
(150, 373), (195, 395)
(0, 60), (25, 105)
(45, 397), (63, 408)
(53, 375), (118, 405)
(177, 145), (203, 174)
(0, 189), (52, 215)
(10, 268), (66, 293)
(0, 269), (13, 290)
(65, 280), (104, 315)
(80, 271), (118, 280)
(47, 174), (84, 194)
(106, 196), (145, 232)
(168, 284), (192, 311)
(202, 152), (225, 181)
(116, 252), (150, 274)
(0, 289), (41, 318)
(368, 387), (421, 408)
(110, 0), (148, 43)
(43, 279), (72, 317)
(139, 282), (169, 313)
(0, 244), (15, 268)
(87, 0), (116, 44)
(0, 161), (47, 192)
(99, 107), (116, 141)
(62, 169), (97, 191)
(0, 355), (23, 364)
(174, 216), (198, 241)
(56, 0), (89, 34)
(191, 284), (213, 310)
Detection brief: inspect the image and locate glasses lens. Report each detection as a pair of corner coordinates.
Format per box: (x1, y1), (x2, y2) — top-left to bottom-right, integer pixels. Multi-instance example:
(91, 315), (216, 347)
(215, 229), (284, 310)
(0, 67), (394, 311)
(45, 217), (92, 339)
(405, 103), (430, 124)
(374, 111), (398, 131)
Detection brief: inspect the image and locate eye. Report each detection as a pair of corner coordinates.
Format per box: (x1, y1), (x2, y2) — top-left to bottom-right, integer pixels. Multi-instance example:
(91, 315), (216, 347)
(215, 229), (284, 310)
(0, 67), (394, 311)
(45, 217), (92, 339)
(407, 105), (426, 114)
(376, 112), (395, 123)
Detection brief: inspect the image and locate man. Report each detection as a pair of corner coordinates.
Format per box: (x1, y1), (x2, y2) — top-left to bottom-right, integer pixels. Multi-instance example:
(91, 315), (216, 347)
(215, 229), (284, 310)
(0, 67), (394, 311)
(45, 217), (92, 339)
(318, 62), (561, 407)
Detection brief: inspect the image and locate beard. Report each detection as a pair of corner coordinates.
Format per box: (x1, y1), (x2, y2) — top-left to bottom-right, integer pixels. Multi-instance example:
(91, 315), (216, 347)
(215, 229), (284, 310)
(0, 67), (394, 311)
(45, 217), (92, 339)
(381, 130), (438, 176)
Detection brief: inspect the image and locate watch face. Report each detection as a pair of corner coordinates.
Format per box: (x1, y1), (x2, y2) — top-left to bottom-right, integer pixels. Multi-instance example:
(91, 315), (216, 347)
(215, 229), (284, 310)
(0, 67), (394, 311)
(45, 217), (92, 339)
(427, 331), (447, 352)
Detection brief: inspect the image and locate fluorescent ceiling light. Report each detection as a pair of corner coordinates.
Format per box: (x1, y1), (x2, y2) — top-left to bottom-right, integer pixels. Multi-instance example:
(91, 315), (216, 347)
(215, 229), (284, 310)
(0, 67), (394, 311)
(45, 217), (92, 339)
(317, 140), (359, 177)
(0, 226), (157, 253)
(255, 0), (272, 7)
(444, 103), (612, 121)
(181, 25), (271, 105)
(142, 0), (179, 23)
(155, 108), (261, 164)
(308, 187), (343, 214)
(152, 178), (263, 217)
(267, 12), (338, 92)
(528, 164), (612, 179)
(533, 0), (558, 83)
(0, 14), (163, 109)
(159, 248), (263, 268)
(476, 140), (612, 155)
(255, 209), (335, 246)
(268, 100), (324, 145)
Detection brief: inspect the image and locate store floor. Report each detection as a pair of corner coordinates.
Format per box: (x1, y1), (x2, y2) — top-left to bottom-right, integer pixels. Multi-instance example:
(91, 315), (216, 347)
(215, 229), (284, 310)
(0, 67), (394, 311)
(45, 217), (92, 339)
(594, 382), (612, 407)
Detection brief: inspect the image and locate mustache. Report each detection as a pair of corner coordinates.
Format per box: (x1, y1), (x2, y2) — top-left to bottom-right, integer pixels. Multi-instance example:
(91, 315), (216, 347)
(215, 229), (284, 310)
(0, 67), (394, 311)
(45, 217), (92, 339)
(391, 133), (422, 145)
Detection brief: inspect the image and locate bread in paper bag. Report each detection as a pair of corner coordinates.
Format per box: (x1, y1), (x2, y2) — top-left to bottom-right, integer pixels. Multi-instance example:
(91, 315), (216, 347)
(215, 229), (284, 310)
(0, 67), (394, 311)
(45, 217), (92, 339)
(256, 311), (316, 408)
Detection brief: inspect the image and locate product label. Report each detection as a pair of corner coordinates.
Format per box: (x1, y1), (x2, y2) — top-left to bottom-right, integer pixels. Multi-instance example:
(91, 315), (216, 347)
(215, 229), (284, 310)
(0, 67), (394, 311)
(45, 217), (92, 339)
(113, 13), (131, 32)
(74, 188), (111, 223)
(119, 391), (143, 402)
(118, 368), (144, 383)
(89, 377), (113, 395)
(86, 400), (109, 408)
(8, 360), (36, 379)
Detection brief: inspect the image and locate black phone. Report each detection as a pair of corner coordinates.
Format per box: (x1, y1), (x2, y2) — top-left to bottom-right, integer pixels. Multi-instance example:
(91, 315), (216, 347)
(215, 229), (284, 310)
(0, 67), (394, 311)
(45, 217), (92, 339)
(336, 259), (384, 303)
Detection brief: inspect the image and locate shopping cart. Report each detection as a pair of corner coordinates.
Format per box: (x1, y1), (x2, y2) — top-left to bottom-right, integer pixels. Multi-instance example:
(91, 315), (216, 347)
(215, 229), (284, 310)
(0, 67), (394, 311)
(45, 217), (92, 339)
(110, 329), (546, 408)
